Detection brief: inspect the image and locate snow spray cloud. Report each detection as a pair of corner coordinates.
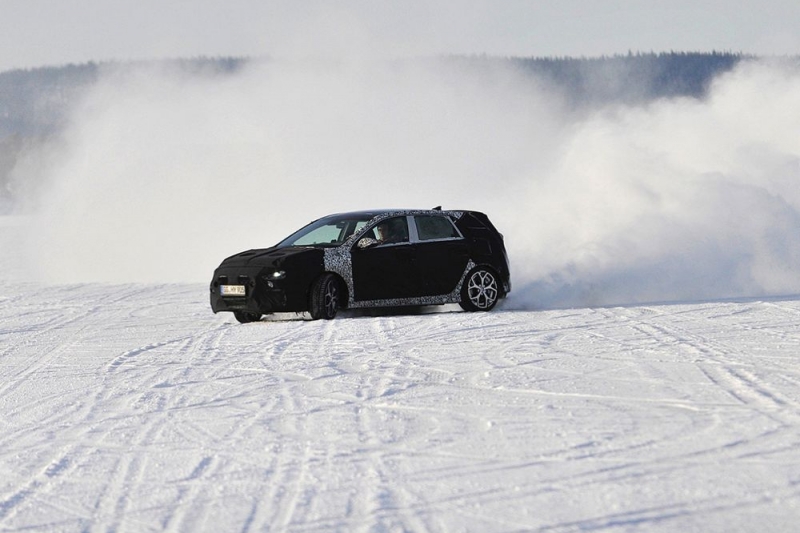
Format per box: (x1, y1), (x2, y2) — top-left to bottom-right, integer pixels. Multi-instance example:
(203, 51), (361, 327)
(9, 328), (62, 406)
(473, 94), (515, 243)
(23, 59), (800, 309)
(512, 60), (800, 308)
(26, 59), (564, 284)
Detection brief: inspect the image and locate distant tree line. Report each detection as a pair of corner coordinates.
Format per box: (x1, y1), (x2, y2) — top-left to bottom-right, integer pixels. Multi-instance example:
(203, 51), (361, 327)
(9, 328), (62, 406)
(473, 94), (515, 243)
(0, 52), (763, 210)
(0, 57), (247, 139)
(514, 51), (747, 105)
(436, 51), (750, 107)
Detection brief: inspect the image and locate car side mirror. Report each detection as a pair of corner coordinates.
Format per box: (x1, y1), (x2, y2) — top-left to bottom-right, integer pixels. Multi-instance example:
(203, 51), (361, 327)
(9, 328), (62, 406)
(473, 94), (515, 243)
(357, 237), (378, 249)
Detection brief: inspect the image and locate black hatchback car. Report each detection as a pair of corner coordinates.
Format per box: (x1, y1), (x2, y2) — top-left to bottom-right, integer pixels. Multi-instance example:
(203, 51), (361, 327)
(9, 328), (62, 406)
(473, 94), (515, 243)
(210, 208), (511, 322)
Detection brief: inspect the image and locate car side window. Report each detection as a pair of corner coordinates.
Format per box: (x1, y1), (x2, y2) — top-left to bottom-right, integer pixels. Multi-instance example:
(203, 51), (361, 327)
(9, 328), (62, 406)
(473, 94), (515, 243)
(374, 216), (410, 245)
(414, 215), (461, 241)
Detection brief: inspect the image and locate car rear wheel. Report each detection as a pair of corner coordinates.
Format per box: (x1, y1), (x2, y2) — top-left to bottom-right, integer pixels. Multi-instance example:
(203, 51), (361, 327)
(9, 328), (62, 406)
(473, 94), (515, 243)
(233, 310), (262, 323)
(309, 273), (340, 320)
(459, 267), (499, 312)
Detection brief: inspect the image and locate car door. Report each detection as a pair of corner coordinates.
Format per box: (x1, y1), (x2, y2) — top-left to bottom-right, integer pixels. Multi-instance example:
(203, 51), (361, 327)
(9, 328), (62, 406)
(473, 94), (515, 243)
(350, 216), (419, 301)
(411, 215), (470, 296)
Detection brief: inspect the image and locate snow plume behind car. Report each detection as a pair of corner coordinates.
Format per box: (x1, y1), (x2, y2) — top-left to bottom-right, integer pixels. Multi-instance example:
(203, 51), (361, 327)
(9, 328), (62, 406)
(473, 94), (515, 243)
(16, 58), (800, 309)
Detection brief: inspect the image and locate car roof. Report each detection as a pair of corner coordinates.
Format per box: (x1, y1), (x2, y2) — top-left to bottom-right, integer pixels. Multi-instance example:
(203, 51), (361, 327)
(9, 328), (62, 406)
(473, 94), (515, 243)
(325, 209), (468, 220)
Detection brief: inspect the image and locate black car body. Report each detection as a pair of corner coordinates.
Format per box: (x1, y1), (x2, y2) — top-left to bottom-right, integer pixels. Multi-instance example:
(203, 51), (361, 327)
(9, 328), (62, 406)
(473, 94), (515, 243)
(210, 209), (511, 322)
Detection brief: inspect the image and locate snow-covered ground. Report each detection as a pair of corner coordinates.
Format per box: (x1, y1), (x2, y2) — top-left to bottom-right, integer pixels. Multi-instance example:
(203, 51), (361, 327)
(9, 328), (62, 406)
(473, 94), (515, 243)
(3, 249), (800, 531)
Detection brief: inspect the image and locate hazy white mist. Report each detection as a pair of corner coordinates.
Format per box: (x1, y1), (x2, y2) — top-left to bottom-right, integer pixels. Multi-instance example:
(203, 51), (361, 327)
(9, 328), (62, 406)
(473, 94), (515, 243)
(17, 58), (800, 309)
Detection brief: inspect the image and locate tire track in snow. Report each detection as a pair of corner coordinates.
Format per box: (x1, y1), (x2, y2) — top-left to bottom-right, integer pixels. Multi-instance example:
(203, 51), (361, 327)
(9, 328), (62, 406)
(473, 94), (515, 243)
(5, 283), (800, 531)
(263, 352), (318, 529)
(615, 304), (800, 416)
(0, 310), (230, 531)
(91, 322), (237, 531)
(0, 445), (80, 523)
(0, 285), (206, 527)
(0, 284), (155, 400)
(229, 319), (347, 531)
(326, 316), (432, 532)
(571, 303), (800, 520)
(383, 305), (793, 527)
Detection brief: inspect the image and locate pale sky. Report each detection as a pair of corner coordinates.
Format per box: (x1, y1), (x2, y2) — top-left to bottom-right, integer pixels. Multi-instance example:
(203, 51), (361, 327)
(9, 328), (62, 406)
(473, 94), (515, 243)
(2, 0), (800, 72)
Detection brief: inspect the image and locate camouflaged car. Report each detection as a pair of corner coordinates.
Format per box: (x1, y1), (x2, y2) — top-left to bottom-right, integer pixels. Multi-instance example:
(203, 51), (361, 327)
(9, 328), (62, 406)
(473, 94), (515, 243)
(210, 208), (511, 323)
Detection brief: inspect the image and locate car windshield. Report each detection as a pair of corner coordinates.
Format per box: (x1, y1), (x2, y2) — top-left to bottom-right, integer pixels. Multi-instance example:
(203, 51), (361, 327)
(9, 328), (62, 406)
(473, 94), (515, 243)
(277, 215), (375, 248)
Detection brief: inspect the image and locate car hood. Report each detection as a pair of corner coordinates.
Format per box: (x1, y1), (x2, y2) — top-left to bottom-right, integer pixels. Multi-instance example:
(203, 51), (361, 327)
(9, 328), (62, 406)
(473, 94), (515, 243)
(216, 246), (322, 270)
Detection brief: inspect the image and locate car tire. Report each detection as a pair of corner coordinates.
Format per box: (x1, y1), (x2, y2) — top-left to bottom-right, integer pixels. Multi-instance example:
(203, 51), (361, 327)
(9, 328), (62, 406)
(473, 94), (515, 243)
(309, 273), (340, 320)
(459, 267), (499, 312)
(233, 310), (262, 324)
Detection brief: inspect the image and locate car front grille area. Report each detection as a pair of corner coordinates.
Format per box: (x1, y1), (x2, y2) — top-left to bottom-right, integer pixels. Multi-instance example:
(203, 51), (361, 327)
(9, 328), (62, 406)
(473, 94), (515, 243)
(210, 272), (257, 298)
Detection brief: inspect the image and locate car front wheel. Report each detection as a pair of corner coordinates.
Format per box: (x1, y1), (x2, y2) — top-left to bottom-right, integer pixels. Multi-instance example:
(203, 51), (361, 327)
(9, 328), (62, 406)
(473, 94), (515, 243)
(459, 267), (499, 312)
(309, 273), (340, 320)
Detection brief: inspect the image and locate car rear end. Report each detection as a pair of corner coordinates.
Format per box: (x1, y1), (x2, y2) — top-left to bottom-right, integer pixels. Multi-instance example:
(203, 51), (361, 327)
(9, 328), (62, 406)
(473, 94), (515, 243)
(456, 211), (512, 297)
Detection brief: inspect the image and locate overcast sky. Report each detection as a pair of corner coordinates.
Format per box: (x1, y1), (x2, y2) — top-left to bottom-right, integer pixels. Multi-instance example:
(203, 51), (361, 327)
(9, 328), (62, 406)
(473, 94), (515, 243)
(2, 0), (800, 72)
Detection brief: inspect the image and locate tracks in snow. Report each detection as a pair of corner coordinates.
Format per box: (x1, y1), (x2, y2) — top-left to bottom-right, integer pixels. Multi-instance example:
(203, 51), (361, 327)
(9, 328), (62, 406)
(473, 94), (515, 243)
(2, 284), (800, 531)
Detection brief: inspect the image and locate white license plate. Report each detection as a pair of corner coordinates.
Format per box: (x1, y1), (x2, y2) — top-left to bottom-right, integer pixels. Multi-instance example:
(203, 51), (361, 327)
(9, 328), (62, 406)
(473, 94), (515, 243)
(220, 284), (246, 296)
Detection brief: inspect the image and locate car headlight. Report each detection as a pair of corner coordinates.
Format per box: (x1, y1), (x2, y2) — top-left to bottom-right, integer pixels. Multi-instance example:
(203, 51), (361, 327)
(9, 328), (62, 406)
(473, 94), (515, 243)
(262, 271), (287, 284)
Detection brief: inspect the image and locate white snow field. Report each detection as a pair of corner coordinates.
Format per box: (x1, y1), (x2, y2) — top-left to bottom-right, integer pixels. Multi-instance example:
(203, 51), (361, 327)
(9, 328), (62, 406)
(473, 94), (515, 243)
(3, 273), (800, 531)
